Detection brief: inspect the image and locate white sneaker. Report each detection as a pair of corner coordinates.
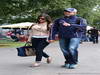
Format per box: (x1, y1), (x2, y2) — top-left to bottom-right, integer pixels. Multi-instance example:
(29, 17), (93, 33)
(32, 62), (40, 67)
(69, 64), (77, 69)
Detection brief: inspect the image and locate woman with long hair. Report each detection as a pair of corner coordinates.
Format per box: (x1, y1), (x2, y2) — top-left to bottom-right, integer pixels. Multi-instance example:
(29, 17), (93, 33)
(28, 13), (52, 67)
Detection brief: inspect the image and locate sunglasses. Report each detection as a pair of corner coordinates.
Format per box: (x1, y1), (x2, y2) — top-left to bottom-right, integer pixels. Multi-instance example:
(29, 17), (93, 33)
(64, 11), (72, 13)
(39, 18), (45, 20)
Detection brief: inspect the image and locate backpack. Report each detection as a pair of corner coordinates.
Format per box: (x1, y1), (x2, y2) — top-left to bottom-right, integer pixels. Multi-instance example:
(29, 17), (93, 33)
(76, 17), (87, 37)
(76, 17), (87, 25)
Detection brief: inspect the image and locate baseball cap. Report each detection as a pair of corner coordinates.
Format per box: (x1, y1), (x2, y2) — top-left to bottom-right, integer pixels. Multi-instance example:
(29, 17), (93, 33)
(64, 8), (77, 12)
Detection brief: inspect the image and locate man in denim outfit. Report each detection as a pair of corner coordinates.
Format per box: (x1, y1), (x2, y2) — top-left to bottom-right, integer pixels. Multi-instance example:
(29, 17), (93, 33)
(49, 8), (87, 69)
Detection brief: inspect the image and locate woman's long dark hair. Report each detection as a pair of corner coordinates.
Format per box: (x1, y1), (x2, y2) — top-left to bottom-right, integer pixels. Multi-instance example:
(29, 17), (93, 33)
(37, 13), (52, 31)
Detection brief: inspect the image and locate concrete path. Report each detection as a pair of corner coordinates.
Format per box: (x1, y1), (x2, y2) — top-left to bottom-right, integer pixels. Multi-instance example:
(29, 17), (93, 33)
(0, 41), (100, 75)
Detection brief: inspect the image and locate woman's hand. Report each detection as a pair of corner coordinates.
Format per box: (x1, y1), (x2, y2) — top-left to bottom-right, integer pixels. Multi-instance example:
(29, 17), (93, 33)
(26, 41), (31, 43)
(47, 40), (55, 43)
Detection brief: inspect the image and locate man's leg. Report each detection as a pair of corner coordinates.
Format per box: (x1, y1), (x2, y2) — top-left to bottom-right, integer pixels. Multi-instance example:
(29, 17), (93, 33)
(92, 36), (95, 44)
(68, 38), (81, 68)
(96, 36), (98, 43)
(59, 39), (70, 66)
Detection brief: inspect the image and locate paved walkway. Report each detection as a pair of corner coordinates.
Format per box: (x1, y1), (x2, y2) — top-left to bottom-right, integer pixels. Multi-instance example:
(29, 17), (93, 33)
(0, 41), (100, 75)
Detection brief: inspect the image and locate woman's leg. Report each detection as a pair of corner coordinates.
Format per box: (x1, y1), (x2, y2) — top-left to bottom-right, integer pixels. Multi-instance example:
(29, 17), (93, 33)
(31, 38), (49, 61)
(31, 38), (39, 51)
(35, 38), (49, 62)
(42, 52), (49, 58)
(31, 38), (51, 66)
(31, 38), (41, 66)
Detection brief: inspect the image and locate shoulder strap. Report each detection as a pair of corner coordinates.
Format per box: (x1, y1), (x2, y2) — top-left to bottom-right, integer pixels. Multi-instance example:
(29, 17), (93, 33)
(28, 24), (35, 30)
(77, 17), (87, 25)
(76, 17), (82, 24)
(27, 23), (35, 36)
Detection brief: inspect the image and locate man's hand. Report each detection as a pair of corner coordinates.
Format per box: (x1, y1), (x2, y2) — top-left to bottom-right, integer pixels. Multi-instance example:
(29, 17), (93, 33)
(63, 22), (70, 26)
(55, 34), (59, 40)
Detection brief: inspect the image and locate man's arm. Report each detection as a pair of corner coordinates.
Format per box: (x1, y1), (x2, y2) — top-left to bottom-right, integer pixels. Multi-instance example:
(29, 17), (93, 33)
(49, 19), (60, 40)
(71, 18), (87, 32)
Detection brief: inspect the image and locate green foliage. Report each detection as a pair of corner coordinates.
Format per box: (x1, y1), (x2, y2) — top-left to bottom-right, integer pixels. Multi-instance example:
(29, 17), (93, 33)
(0, 0), (100, 29)
(0, 38), (25, 48)
(91, 10), (100, 29)
(71, 0), (99, 25)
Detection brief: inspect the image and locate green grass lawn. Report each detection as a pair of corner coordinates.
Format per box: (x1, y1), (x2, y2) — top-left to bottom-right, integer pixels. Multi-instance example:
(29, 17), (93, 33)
(0, 38), (25, 48)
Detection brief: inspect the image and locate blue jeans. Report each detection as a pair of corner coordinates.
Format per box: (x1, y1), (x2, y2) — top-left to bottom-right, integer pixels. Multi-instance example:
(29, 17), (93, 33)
(59, 38), (81, 64)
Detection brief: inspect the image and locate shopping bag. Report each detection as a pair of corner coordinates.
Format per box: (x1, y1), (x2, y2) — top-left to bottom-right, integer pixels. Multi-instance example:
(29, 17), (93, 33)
(16, 42), (35, 57)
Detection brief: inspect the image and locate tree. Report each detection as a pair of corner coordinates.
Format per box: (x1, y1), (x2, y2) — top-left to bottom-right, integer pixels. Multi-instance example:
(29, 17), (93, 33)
(91, 8), (100, 29)
(0, 0), (100, 29)
(71, 0), (100, 25)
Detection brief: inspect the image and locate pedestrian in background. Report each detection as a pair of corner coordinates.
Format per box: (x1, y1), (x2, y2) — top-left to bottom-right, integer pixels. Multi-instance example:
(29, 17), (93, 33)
(28, 13), (52, 67)
(49, 8), (87, 69)
(88, 27), (99, 44)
